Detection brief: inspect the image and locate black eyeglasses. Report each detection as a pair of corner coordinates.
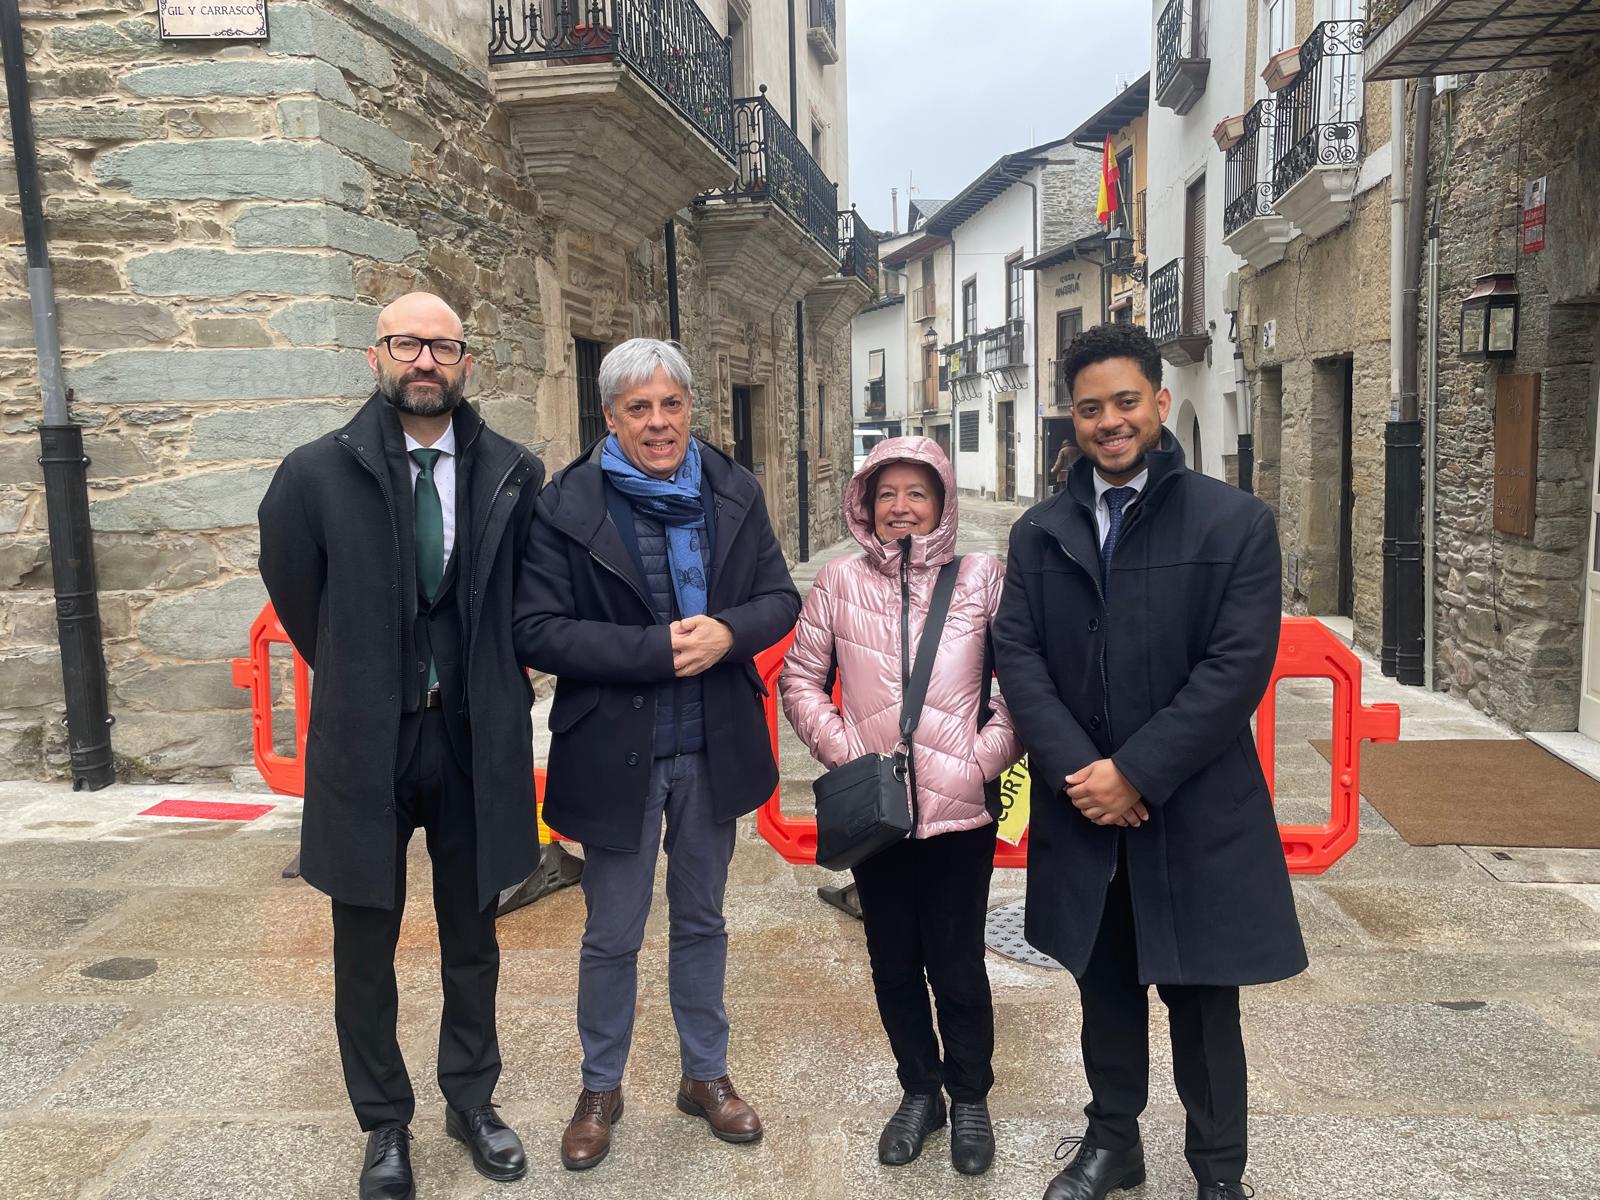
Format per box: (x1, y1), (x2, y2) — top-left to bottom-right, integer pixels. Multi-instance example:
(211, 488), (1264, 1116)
(378, 335), (467, 366)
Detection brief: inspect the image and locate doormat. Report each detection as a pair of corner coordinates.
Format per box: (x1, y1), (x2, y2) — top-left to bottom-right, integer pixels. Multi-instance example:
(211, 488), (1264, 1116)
(1309, 738), (1600, 849)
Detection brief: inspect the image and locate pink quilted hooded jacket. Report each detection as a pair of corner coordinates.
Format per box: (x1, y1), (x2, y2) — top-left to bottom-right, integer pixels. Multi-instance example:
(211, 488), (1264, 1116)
(780, 437), (1022, 838)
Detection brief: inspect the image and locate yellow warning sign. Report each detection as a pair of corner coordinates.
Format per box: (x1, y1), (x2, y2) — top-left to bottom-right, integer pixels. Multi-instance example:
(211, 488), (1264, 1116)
(995, 758), (1031, 846)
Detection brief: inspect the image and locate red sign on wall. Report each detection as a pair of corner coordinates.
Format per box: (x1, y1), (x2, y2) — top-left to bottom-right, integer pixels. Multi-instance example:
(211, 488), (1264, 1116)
(1522, 177), (1546, 254)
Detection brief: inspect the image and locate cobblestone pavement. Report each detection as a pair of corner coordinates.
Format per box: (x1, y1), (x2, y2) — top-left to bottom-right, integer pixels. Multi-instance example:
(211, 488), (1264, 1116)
(2, 496), (1598, 1198)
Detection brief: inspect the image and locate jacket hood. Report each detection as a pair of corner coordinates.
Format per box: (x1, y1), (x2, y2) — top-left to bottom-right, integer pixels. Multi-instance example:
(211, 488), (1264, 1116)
(845, 436), (958, 573)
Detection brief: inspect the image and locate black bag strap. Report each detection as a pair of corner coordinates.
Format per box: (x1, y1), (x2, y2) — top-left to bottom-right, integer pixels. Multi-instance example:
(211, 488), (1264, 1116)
(899, 556), (961, 743)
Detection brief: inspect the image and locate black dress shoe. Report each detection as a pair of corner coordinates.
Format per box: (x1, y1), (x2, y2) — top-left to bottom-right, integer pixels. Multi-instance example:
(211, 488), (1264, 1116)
(445, 1103), (527, 1183)
(1197, 1184), (1254, 1199)
(359, 1125), (414, 1200)
(950, 1100), (995, 1175)
(878, 1091), (947, 1165)
(1043, 1136), (1146, 1200)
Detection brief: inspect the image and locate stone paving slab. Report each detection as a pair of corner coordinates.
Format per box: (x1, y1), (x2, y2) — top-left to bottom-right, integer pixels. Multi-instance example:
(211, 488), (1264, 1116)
(2, 504), (1599, 1197)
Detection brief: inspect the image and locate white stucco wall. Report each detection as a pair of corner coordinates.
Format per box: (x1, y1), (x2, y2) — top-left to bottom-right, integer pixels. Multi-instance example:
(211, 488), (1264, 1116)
(1144, 0), (1248, 479)
(945, 180), (1040, 501)
(851, 296), (907, 428)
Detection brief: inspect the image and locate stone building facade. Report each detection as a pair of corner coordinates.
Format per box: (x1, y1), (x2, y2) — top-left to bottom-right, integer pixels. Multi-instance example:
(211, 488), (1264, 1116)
(0, 0), (868, 781)
(1415, 53), (1600, 731)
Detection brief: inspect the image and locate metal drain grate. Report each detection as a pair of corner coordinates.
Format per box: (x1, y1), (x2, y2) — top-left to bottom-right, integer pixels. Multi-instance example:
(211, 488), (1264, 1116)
(984, 899), (1063, 969)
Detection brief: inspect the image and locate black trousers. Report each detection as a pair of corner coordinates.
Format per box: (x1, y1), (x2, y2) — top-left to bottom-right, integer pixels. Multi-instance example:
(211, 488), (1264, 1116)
(331, 710), (501, 1131)
(851, 822), (997, 1104)
(1075, 840), (1248, 1185)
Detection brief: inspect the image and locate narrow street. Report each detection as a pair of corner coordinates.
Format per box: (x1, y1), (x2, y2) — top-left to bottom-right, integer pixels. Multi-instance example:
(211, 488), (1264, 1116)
(0, 496), (1596, 1199)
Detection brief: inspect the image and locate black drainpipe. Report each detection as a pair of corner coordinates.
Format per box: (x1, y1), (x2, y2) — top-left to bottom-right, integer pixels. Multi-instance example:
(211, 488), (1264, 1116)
(663, 218), (681, 342)
(1, 0), (114, 789)
(789, 0), (808, 560)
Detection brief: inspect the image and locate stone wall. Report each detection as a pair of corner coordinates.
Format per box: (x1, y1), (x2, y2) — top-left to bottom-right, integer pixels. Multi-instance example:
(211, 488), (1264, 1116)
(1425, 54), (1600, 730)
(1242, 178), (1392, 651)
(0, 0), (852, 782)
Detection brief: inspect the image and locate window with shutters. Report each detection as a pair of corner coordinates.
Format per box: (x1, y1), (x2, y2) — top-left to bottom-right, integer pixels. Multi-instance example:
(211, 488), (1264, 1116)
(958, 409), (979, 452)
(1005, 255), (1024, 323)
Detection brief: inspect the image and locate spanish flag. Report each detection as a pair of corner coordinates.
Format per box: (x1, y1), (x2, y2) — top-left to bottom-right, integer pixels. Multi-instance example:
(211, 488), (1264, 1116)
(1095, 135), (1120, 225)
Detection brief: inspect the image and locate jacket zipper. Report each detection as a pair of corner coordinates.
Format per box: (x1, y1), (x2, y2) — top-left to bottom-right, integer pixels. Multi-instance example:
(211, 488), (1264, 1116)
(337, 436), (404, 815)
(1031, 519), (1114, 747)
(899, 538), (917, 828)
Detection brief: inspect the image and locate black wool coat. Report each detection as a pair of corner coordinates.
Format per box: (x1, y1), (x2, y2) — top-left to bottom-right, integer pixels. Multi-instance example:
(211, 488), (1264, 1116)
(258, 393), (545, 911)
(513, 438), (801, 851)
(993, 434), (1307, 986)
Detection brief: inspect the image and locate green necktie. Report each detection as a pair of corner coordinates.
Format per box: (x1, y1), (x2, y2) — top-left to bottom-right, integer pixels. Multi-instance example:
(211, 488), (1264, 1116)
(411, 447), (444, 691)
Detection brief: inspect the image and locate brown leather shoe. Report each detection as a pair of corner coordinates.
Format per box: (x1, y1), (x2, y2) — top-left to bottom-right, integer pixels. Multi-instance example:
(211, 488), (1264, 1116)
(560, 1086), (623, 1171)
(675, 1074), (763, 1143)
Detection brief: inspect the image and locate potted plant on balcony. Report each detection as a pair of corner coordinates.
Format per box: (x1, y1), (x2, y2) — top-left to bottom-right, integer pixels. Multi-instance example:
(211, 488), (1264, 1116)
(1262, 43), (1301, 92)
(1213, 112), (1246, 151)
(568, 21), (613, 64)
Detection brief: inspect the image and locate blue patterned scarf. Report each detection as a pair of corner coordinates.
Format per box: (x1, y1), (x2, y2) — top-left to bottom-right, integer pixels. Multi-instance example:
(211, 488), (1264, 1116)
(600, 434), (708, 619)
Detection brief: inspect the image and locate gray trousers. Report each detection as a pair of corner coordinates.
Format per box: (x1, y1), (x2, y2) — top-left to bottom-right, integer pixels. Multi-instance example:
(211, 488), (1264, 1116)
(576, 751), (738, 1092)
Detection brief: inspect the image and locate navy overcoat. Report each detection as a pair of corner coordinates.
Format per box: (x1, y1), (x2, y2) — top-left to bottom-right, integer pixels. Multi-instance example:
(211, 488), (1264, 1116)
(993, 434), (1307, 986)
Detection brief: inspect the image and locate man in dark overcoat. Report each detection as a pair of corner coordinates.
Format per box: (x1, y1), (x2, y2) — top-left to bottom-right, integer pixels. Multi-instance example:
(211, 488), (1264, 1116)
(513, 338), (799, 1172)
(259, 292), (543, 1200)
(993, 323), (1305, 1200)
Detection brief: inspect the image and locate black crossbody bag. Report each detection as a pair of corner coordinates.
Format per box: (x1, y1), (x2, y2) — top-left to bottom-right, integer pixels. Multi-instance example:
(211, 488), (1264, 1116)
(813, 556), (961, 872)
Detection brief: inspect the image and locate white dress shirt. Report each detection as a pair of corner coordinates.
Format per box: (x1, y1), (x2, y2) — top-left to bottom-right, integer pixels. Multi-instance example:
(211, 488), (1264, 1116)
(405, 424), (457, 564)
(1092, 467), (1148, 547)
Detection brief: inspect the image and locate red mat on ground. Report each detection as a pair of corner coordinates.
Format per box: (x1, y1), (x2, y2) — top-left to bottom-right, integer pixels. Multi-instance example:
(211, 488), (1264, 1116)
(139, 798), (275, 821)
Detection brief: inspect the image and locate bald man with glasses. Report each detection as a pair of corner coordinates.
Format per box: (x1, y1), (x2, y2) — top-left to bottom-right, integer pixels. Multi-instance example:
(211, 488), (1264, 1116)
(259, 293), (545, 1200)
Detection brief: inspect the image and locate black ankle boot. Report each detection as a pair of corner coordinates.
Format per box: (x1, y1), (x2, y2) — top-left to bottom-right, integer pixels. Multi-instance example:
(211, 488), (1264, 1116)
(949, 1100), (994, 1175)
(877, 1092), (947, 1165)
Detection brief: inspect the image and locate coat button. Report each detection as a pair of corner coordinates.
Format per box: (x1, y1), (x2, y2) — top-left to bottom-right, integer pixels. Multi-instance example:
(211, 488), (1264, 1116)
(1088, 618), (1099, 632)
(631, 695), (644, 709)
(625, 752), (640, 766)
(1089, 715), (1101, 729)
(416, 661), (426, 673)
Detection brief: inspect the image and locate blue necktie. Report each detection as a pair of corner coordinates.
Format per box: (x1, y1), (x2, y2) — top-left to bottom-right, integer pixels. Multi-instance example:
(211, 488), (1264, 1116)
(1100, 486), (1137, 586)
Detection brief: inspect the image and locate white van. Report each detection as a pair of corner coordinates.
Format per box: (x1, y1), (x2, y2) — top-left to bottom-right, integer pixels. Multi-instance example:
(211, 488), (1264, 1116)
(853, 427), (887, 473)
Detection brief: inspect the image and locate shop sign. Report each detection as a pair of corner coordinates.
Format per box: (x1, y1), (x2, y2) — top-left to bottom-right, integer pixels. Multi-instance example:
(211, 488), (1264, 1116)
(1054, 272), (1082, 299)
(157, 1), (269, 40)
(1522, 176), (1546, 254)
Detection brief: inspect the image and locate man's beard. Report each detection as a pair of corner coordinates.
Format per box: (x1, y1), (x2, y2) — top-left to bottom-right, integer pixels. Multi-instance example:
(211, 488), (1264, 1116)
(1083, 423), (1162, 475)
(378, 368), (464, 416)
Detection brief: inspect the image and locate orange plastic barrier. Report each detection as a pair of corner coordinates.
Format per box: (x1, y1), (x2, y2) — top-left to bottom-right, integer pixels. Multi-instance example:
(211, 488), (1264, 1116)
(237, 606), (1398, 875)
(754, 615), (1400, 876)
(230, 603), (564, 842)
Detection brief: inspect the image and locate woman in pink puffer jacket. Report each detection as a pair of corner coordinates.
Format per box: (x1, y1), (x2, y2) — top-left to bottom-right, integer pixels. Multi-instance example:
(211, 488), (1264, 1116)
(781, 436), (1021, 1177)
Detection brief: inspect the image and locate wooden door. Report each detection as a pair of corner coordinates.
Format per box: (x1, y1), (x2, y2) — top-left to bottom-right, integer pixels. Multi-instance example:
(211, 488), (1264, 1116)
(1183, 176), (1206, 336)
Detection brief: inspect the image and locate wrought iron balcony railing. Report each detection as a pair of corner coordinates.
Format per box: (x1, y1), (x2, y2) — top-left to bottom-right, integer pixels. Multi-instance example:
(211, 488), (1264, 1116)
(864, 378), (886, 419)
(488, 0), (735, 159)
(1224, 98), (1280, 235)
(838, 208), (879, 291)
(1272, 20), (1366, 198)
(1155, 0), (1208, 99)
(941, 335), (983, 381)
(1148, 257), (1207, 347)
(697, 86), (839, 253)
(982, 319), (1027, 371)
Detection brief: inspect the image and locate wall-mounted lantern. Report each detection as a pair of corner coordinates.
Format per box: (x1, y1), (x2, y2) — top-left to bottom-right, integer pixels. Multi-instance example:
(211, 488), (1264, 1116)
(1459, 272), (1520, 361)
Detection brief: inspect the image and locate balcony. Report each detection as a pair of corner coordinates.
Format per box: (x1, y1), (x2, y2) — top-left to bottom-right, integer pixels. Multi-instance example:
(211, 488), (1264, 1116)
(942, 335), (985, 400)
(695, 86), (840, 313)
(864, 378), (886, 420)
(1154, 0), (1209, 115)
(489, 0), (736, 248)
(807, 0), (839, 65)
(1222, 98), (1296, 269)
(1049, 358), (1071, 408)
(1271, 20), (1366, 244)
(1365, 0), (1600, 80)
(910, 284), (936, 323)
(806, 208), (879, 343)
(1149, 257), (1210, 367)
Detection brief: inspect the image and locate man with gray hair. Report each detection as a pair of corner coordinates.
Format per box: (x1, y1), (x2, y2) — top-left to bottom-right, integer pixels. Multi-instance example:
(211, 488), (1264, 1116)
(513, 338), (800, 1170)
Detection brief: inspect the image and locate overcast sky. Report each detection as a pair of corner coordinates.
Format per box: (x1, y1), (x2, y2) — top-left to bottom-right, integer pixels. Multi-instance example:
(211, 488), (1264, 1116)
(845, 4), (1152, 234)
